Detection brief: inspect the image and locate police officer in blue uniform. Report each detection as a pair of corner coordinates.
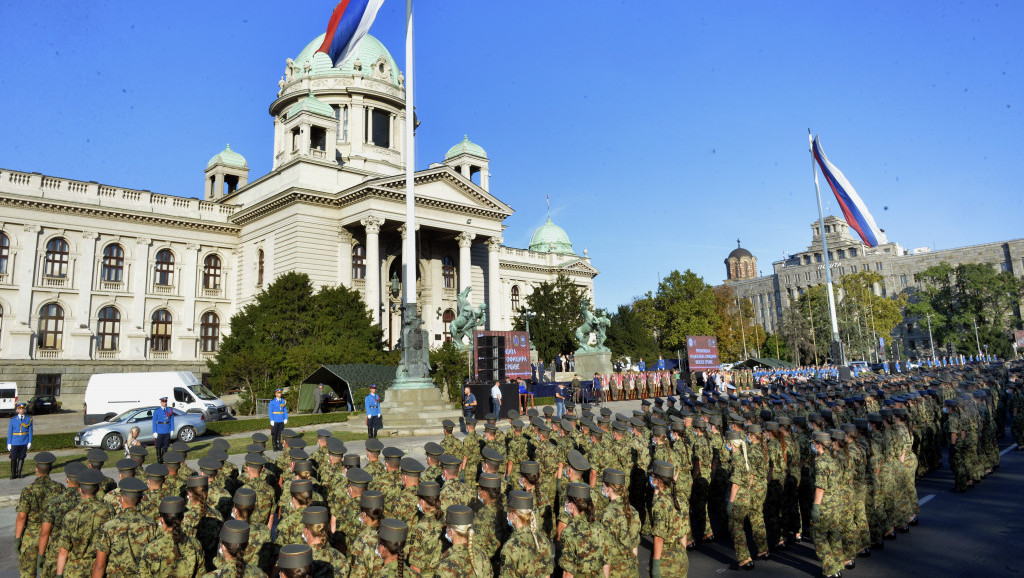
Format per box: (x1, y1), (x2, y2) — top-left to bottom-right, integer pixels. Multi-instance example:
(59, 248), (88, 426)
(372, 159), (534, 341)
(7, 402), (32, 479)
(364, 384), (382, 438)
(151, 396), (175, 463)
(268, 388), (288, 451)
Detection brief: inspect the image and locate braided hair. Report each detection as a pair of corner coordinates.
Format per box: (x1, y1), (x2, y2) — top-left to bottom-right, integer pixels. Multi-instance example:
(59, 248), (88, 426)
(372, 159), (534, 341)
(222, 540), (247, 578)
(361, 504), (383, 528)
(420, 495), (444, 521)
(305, 521), (329, 546)
(568, 495), (596, 523)
(450, 524), (479, 577)
(233, 502), (254, 523)
(607, 482), (633, 529)
(509, 508), (541, 550)
(160, 510), (186, 558)
(379, 537), (406, 578)
(187, 485), (208, 518)
(654, 471), (681, 511)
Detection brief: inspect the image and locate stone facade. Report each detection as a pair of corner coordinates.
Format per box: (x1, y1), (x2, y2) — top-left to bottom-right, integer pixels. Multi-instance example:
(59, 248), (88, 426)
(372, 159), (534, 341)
(721, 215), (1024, 355)
(0, 34), (596, 405)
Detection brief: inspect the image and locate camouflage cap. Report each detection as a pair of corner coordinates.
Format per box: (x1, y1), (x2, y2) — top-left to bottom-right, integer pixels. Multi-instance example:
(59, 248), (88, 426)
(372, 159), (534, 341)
(446, 504), (474, 526)
(360, 490), (385, 509)
(346, 467), (372, 487)
(302, 506), (329, 525)
(277, 544), (313, 570)
(159, 495), (187, 514)
(233, 487), (257, 507)
(417, 480), (441, 498)
(507, 489), (533, 510)
(220, 519), (250, 544)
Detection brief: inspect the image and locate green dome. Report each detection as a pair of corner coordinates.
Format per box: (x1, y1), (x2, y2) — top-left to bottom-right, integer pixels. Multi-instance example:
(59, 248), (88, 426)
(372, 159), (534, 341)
(207, 144), (247, 169)
(287, 90), (335, 120)
(292, 33), (400, 86)
(445, 135), (487, 160)
(529, 218), (574, 254)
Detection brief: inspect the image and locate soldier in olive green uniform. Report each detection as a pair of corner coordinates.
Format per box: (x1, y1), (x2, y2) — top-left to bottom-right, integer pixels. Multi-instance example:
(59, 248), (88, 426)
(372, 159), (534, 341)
(650, 459), (688, 578)
(200, 519), (265, 577)
(39, 462), (84, 577)
(439, 454), (474, 511)
(473, 472), (508, 567)
(599, 468), (641, 578)
(275, 478), (316, 547)
(301, 506), (350, 577)
(812, 430), (845, 578)
(499, 490), (554, 578)
(347, 490), (385, 578)
(92, 477), (160, 577)
(436, 505), (491, 578)
(727, 425), (769, 569)
(229, 488), (275, 574)
(239, 453), (275, 527)
(139, 496), (205, 578)
(182, 475), (224, 572)
(560, 481), (610, 577)
(56, 468), (115, 578)
(407, 481), (445, 577)
(14, 451), (62, 578)
(388, 457), (425, 527)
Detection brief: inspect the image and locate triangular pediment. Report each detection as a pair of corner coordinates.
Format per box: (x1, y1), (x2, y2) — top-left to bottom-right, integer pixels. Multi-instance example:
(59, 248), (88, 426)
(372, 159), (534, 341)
(361, 166), (514, 217)
(557, 257), (600, 276)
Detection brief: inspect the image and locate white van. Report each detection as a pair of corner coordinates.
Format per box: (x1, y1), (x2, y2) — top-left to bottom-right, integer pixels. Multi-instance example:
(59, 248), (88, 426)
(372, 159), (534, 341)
(0, 382), (18, 416)
(83, 371), (227, 424)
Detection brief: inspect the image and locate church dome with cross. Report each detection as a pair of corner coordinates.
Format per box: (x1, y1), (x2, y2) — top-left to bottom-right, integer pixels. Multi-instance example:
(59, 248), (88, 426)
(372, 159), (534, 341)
(725, 239), (757, 281)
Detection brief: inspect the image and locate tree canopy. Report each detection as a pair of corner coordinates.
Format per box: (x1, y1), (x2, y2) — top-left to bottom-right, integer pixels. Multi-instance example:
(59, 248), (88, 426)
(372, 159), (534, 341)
(604, 303), (661, 361)
(206, 272), (393, 414)
(633, 269), (719, 353)
(512, 274), (590, 361)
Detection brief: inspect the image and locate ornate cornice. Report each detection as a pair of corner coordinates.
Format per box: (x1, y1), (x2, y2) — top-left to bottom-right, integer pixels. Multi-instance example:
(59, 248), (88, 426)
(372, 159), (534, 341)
(0, 194), (241, 235)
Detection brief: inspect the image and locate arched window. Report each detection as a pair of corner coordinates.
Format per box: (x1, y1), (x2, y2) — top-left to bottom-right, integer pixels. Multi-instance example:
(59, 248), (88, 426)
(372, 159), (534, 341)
(38, 303), (64, 350)
(352, 244), (366, 280)
(442, 308), (456, 342)
(511, 285), (520, 311)
(154, 249), (175, 286)
(0, 231), (9, 275)
(203, 254), (222, 290)
(101, 243), (124, 283)
(151, 309), (172, 352)
(200, 311), (220, 352)
(44, 237), (69, 278)
(441, 255), (455, 288)
(97, 306), (120, 351)
(256, 249), (265, 287)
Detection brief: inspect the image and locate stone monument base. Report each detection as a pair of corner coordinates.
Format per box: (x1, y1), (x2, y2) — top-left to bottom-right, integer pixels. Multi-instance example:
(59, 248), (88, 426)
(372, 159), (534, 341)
(573, 350), (612, 379)
(378, 386), (462, 437)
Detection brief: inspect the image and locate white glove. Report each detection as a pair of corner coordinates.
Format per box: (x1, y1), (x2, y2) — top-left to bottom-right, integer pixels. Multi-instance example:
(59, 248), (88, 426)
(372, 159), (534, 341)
(284, 420), (288, 425)
(153, 433), (158, 439)
(26, 444), (30, 450)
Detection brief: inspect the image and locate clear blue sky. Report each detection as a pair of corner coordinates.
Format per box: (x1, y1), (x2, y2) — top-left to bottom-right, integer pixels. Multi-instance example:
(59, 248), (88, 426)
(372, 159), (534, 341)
(1, 1), (1021, 310)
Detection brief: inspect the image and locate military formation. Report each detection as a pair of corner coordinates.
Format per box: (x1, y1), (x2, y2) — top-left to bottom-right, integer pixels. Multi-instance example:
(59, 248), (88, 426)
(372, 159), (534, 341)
(8, 358), (1022, 577)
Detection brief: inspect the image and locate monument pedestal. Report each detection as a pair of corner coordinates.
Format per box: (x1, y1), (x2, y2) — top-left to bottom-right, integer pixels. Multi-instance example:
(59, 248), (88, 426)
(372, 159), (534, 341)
(573, 350), (612, 378)
(379, 386), (462, 437)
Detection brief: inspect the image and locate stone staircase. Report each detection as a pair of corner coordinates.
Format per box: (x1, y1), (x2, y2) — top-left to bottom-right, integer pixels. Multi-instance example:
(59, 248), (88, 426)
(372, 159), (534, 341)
(376, 387), (463, 437)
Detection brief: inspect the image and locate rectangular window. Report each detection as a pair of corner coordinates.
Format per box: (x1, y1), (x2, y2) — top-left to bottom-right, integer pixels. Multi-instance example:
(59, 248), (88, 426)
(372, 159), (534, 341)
(342, 105), (349, 142)
(849, 248), (857, 257)
(881, 286), (887, 297)
(907, 323), (914, 333)
(862, 264), (869, 272)
(815, 253), (823, 263)
(371, 109), (390, 148)
(837, 249), (845, 259)
(900, 274), (908, 285)
(817, 270), (823, 279)
(1000, 262), (1010, 272)
(36, 374), (61, 396)
(805, 272), (811, 281)
(876, 262), (883, 271)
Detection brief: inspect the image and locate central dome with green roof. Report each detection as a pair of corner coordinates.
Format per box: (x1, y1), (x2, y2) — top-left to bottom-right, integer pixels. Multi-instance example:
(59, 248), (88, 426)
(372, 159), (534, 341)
(291, 33), (401, 86)
(529, 218), (575, 254)
(446, 135), (487, 160)
(207, 144), (247, 169)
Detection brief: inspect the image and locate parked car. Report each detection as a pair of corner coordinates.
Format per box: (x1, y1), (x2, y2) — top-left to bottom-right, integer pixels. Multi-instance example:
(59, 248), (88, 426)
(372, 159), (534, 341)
(847, 360), (869, 372)
(0, 382), (18, 416)
(74, 406), (206, 451)
(83, 371), (227, 425)
(26, 395), (58, 415)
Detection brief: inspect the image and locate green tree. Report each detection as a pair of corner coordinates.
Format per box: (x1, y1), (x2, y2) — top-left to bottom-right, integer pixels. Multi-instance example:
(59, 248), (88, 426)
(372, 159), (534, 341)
(604, 303), (660, 361)
(207, 272), (390, 414)
(634, 270), (719, 352)
(429, 340), (471, 403)
(905, 262), (1023, 358)
(511, 274), (590, 361)
(761, 333), (790, 361)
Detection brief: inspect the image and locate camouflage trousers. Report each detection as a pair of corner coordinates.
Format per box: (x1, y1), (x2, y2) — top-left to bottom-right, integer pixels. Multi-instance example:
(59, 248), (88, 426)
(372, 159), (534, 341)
(867, 480), (886, 543)
(690, 478), (712, 539)
(895, 458), (919, 525)
(848, 486), (871, 556)
(18, 525), (40, 578)
(1011, 415), (1024, 447)
(659, 544), (688, 578)
(951, 444), (970, 491)
(729, 492), (767, 563)
(814, 509), (844, 577)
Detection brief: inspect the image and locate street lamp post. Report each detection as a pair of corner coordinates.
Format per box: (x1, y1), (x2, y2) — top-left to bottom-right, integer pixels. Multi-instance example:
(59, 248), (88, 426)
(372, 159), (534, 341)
(926, 314), (936, 361)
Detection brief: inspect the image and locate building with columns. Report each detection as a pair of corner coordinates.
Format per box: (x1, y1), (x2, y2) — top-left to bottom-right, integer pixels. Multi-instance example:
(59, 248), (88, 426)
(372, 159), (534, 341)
(0, 33), (597, 404)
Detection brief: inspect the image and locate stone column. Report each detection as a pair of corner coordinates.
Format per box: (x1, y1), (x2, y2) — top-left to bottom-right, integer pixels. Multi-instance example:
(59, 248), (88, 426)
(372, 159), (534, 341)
(338, 227), (353, 288)
(460, 164), (470, 179)
(366, 106), (374, 144)
(350, 97), (364, 156)
(487, 236), (503, 330)
(361, 215), (383, 325)
(213, 173), (224, 200)
(182, 244), (201, 345)
(127, 237), (151, 358)
(456, 232), (475, 297)
(389, 113), (396, 149)
(481, 168), (489, 191)
(9, 225), (41, 355)
(72, 232), (99, 358)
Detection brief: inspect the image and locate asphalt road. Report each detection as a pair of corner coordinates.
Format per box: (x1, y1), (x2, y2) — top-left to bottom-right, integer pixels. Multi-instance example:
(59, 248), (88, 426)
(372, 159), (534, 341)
(1, 430), (1020, 577)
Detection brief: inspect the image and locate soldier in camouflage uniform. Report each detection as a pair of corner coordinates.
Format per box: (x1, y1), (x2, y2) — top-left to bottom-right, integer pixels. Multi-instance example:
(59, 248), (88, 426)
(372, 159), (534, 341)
(183, 475), (224, 572)
(301, 506), (350, 577)
(56, 468), (115, 577)
(763, 421), (786, 549)
(309, 429), (332, 471)
(689, 417), (715, 542)
(598, 468), (640, 578)
(811, 430), (845, 578)
(198, 456), (235, 521)
(363, 438), (386, 480)
(276, 478), (316, 547)
(436, 505), (491, 578)
(136, 463), (171, 520)
(14, 451), (61, 578)
(473, 472), (508, 569)
(506, 420), (530, 477)
(406, 480), (445, 578)
(726, 426), (768, 569)
(388, 457), (425, 527)
(440, 419), (464, 463)
(239, 453), (275, 527)
(201, 519), (265, 577)
(650, 459), (688, 578)
(85, 448), (117, 500)
(499, 489), (554, 578)
(347, 490), (385, 578)
(560, 481), (610, 577)
(162, 451), (189, 498)
(439, 454), (474, 512)
(229, 488), (276, 574)
(92, 477), (160, 577)
(517, 460), (554, 538)
(462, 418), (484, 477)
(103, 459), (141, 506)
(329, 467), (372, 554)
(138, 496), (205, 578)
(423, 442), (445, 485)
(38, 462), (83, 577)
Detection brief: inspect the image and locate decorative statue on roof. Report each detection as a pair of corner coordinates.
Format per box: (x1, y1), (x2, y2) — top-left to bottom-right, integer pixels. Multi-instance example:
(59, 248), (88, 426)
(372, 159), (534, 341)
(575, 303), (611, 353)
(449, 286), (487, 349)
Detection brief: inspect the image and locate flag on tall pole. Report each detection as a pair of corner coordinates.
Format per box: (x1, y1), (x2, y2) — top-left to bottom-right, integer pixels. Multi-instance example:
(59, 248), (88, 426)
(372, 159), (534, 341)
(811, 135), (887, 248)
(316, 0), (386, 67)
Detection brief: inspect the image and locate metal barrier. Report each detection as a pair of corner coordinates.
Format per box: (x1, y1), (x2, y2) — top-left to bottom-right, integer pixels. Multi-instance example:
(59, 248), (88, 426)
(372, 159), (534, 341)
(254, 398), (272, 417)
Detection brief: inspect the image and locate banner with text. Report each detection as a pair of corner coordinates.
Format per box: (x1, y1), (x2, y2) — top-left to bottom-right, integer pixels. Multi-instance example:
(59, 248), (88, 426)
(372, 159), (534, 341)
(686, 335), (720, 371)
(475, 330), (532, 380)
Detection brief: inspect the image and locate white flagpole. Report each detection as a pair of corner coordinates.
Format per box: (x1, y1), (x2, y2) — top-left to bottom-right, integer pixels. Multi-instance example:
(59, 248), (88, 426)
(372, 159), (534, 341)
(809, 131), (843, 364)
(403, 0), (415, 306)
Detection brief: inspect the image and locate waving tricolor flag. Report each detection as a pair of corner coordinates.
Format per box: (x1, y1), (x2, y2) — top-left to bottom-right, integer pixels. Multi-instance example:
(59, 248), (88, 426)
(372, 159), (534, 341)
(316, 0), (386, 68)
(811, 135), (887, 247)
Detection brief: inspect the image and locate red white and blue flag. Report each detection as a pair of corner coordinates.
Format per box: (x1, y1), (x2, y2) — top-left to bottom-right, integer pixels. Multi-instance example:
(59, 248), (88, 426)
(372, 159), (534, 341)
(316, 0), (386, 67)
(811, 135), (886, 248)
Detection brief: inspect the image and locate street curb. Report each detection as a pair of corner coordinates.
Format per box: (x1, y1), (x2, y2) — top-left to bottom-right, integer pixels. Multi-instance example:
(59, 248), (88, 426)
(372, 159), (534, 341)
(0, 495), (18, 508)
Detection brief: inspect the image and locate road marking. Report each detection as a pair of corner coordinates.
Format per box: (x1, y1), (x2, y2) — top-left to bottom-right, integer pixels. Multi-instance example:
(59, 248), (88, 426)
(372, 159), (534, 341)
(918, 494), (935, 506)
(999, 444), (1017, 457)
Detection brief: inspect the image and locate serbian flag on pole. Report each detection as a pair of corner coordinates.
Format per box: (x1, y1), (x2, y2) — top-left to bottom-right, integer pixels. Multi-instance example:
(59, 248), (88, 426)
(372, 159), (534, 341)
(316, 0), (386, 67)
(811, 135), (887, 247)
